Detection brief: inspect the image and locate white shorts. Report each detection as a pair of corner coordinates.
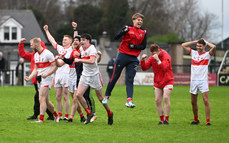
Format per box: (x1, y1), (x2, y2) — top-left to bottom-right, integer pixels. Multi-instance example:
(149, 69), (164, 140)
(154, 85), (173, 91)
(54, 73), (69, 88)
(190, 80), (209, 95)
(79, 73), (103, 90)
(39, 75), (54, 89)
(68, 77), (77, 93)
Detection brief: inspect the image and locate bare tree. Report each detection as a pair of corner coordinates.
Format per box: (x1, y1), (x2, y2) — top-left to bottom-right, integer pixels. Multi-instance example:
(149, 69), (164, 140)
(166, 0), (219, 41)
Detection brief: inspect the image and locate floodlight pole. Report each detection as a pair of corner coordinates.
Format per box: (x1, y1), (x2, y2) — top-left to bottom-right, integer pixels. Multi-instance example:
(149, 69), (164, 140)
(221, 0), (224, 49)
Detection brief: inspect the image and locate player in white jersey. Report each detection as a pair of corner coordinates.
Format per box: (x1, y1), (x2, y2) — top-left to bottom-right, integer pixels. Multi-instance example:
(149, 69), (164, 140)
(43, 25), (71, 120)
(24, 38), (59, 123)
(182, 39), (216, 126)
(74, 33), (113, 125)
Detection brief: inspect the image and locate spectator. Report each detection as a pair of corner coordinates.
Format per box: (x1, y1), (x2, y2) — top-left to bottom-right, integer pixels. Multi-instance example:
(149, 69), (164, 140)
(106, 57), (116, 79)
(16, 58), (24, 85)
(0, 52), (6, 84)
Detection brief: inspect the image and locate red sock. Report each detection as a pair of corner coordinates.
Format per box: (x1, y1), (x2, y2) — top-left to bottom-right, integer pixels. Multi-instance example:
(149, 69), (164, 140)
(65, 114), (69, 118)
(165, 116), (169, 121)
(53, 111), (58, 117)
(79, 111), (84, 118)
(105, 96), (110, 99)
(194, 116), (198, 121)
(206, 118), (210, 123)
(69, 115), (74, 120)
(160, 115), (164, 122)
(58, 112), (63, 118)
(85, 107), (91, 115)
(127, 98), (132, 102)
(107, 108), (113, 117)
(39, 114), (44, 122)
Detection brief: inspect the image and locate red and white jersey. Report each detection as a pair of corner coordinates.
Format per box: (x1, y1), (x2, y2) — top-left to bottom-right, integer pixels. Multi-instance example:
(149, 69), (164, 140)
(34, 49), (55, 76)
(65, 48), (76, 79)
(78, 44), (99, 76)
(190, 49), (212, 81)
(55, 44), (71, 75)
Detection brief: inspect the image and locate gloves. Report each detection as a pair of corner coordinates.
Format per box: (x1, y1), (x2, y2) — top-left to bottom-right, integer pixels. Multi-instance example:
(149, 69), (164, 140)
(122, 25), (129, 33)
(36, 75), (42, 83)
(129, 43), (135, 49)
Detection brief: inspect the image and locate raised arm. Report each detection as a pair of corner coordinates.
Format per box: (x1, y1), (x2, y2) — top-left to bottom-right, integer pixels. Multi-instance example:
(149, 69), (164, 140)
(43, 25), (57, 48)
(181, 40), (198, 54)
(129, 32), (147, 50)
(140, 54), (152, 71)
(72, 22), (78, 38)
(203, 39), (216, 56)
(114, 25), (129, 40)
(18, 38), (33, 61)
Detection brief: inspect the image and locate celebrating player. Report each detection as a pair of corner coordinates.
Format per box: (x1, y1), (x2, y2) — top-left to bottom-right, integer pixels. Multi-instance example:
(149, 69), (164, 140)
(74, 33), (113, 125)
(18, 38), (54, 120)
(44, 25), (72, 120)
(182, 39), (216, 126)
(24, 38), (59, 123)
(103, 13), (147, 108)
(141, 44), (174, 125)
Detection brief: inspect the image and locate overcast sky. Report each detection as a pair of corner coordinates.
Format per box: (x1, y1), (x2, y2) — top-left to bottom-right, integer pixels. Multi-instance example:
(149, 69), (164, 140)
(198, 0), (229, 43)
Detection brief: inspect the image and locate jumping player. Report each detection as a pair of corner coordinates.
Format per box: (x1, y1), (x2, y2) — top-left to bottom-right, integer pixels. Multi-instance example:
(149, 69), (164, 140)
(141, 44), (174, 125)
(102, 13), (147, 108)
(74, 33), (113, 125)
(182, 39), (216, 126)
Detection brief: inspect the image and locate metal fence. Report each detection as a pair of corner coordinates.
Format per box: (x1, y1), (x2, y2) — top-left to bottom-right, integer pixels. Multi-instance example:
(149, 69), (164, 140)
(0, 64), (221, 86)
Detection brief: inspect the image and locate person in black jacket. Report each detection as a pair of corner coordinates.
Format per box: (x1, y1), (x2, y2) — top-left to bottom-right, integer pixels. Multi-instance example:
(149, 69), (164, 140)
(107, 57), (116, 79)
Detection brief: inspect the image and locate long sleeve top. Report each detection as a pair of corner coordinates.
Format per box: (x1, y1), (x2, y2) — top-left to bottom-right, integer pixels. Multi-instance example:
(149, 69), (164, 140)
(140, 49), (174, 88)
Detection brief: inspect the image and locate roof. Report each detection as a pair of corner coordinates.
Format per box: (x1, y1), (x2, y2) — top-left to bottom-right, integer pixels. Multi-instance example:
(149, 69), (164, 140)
(0, 9), (47, 43)
(216, 37), (229, 50)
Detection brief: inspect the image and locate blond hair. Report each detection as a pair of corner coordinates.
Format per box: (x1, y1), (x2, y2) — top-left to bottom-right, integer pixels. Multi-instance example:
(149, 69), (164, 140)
(132, 13), (144, 20)
(64, 35), (73, 42)
(30, 38), (41, 47)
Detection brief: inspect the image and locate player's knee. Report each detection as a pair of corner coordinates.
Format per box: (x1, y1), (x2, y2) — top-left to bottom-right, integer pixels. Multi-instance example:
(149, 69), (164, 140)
(163, 96), (170, 103)
(191, 100), (197, 106)
(155, 98), (161, 105)
(56, 95), (62, 101)
(73, 96), (78, 104)
(203, 98), (209, 105)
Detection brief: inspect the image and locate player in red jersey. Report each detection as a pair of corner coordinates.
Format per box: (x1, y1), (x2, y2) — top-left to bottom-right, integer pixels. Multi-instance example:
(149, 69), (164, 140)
(141, 44), (174, 125)
(103, 13), (147, 108)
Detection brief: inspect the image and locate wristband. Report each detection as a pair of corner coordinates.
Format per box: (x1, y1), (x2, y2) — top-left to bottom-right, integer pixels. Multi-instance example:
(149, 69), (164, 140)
(73, 27), (77, 31)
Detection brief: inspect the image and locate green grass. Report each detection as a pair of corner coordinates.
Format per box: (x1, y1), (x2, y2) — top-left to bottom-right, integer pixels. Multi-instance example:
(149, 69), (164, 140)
(0, 85), (228, 143)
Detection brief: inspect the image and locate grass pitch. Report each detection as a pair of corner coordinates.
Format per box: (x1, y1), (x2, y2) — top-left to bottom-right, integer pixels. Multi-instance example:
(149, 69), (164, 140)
(0, 85), (228, 143)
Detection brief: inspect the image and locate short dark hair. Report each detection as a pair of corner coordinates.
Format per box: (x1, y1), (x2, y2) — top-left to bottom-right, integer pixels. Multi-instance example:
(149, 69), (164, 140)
(81, 33), (92, 42)
(150, 44), (160, 53)
(197, 39), (206, 45)
(74, 35), (81, 41)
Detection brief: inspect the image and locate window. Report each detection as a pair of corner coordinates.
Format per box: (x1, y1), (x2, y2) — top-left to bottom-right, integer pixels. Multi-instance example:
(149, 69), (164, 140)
(12, 27), (17, 40)
(4, 26), (9, 40)
(3, 26), (18, 41)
